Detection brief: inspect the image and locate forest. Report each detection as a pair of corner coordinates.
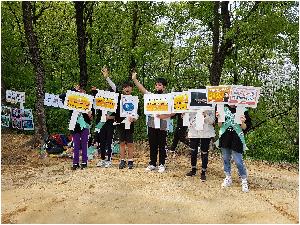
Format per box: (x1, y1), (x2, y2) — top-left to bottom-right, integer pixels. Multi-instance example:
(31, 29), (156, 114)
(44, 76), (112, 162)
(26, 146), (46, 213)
(1, 1), (299, 163)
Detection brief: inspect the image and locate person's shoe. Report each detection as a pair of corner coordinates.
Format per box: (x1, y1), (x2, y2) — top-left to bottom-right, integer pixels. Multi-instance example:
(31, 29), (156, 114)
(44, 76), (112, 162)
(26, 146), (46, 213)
(128, 161), (134, 169)
(145, 165), (156, 171)
(158, 164), (165, 173)
(186, 170), (196, 176)
(105, 161), (112, 168)
(200, 171), (206, 182)
(71, 164), (80, 170)
(241, 178), (249, 193)
(221, 176), (232, 188)
(96, 160), (106, 167)
(80, 162), (87, 170)
(119, 160), (126, 169)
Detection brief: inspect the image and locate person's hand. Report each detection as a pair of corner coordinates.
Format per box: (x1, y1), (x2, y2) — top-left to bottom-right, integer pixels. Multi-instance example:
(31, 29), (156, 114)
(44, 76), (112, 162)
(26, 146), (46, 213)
(88, 111), (93, 118)
(74, 84), (81, 91)
(132, 71), (137, 80)
(240, 115), (246, 123)
(101, 66), (109, 78)
(128, 116), (135, 123)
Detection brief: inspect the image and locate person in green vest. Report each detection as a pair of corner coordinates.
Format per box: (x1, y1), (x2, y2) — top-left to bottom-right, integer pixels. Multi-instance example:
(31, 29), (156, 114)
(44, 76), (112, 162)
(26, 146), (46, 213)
(217, 104), (252, 192)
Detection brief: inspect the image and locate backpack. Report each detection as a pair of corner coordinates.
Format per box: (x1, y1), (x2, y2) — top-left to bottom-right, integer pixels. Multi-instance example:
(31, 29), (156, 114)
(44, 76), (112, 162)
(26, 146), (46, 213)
(45, 134), (69, 154)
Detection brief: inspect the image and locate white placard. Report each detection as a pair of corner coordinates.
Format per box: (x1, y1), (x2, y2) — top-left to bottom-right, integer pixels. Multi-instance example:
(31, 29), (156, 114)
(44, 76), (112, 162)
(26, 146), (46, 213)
(182, 113), (189, 126)
(44, 93), (64, 108)
(195, 110), (205, 130)
(94, 90), (119, 112)
(69, 111), (80, 130)
(6, 90), (25, 104)
(234, 105), (246, 124)
(64, 90), (94, 113)
(144, 93), (172, 115)
(188, 89), (213, 110)
(120, 94), (139, 117)
(217, 104), (225, 123)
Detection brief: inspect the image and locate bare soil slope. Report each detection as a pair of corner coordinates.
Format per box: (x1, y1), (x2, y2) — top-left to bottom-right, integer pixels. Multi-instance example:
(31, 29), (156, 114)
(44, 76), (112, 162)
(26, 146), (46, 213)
(1, 133), (299, 224)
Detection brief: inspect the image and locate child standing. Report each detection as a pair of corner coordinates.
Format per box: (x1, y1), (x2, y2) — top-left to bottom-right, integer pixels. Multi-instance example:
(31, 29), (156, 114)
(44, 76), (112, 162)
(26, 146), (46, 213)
(59, 84), (93, 170)
(216, 104), (251, 192)
(102, 67), (138, 169)
(185, 110), (215, 181)
(91, 84), (116, 168)
(132, 70), (173, 173)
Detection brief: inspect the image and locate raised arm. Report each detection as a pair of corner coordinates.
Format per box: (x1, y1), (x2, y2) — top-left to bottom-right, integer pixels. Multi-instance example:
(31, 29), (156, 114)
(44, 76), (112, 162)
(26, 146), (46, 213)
(132, 70), (148, 94)
(101, 66), (117, 92)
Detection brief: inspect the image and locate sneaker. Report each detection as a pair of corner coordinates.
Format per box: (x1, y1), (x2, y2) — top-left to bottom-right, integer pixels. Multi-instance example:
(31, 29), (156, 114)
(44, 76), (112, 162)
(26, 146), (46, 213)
(105, 161), (112, 168)
(158, 164), (165, 173)
(221, 176), (232, 188)
(119, 160), (126, 169)
(241, 179), (249, 192)
(128, 161), (134, 169)
(200, 171), (206, 182)
(80, 162), (87, 170)
(71, 164), (80, 170)
(186, 170), (196, 176)
(96, 160), (106, 167)
(145, 165), (156, 171)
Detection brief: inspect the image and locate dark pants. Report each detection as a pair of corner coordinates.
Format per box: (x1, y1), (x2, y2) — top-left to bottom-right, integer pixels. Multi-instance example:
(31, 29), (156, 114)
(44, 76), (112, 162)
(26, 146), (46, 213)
(72, 128), (89, 165)
(148, 127), (167, 166)
(96, 124), (114, 161)
(190, 138), (211, 171)
(171, 126), (189, 151)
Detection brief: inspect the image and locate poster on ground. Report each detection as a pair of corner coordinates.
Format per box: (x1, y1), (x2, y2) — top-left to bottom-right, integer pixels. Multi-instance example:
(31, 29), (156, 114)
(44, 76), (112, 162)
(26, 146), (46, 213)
(1, 106), (11, 127)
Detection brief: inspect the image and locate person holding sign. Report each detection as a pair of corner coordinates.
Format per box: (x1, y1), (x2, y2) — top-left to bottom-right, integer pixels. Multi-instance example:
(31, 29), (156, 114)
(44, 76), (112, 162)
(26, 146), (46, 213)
(216, 104), (251, 192)
(59, 84), (93, 170)
(91, 85), (116, 169)
(102, 66), (138, 170)
(186, 110), (215, 181)
(132, 70), (174, 173)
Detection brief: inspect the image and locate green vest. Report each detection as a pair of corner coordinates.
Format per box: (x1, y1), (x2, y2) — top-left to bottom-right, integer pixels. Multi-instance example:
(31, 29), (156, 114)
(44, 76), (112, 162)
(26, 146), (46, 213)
(77, 113), (90, 130)
(219, 106), (247, 151)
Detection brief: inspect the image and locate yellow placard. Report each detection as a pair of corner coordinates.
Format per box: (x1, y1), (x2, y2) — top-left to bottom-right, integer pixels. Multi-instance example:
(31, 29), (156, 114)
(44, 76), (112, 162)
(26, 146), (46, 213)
(66, 95), (91, 111)
(207, 86), (231, 103)
(95, 96), (116, 109)
(173, 93), (188, 110)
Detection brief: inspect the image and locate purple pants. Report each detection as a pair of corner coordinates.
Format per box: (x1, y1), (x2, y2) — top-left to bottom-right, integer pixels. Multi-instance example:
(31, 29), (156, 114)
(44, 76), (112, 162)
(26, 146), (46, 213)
(72, 128), (89, 165)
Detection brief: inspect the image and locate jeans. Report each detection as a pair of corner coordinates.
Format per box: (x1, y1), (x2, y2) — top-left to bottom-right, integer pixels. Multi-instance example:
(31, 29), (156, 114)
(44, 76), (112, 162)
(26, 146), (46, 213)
(221, 147), (247, 179)
(190, 138), (211, 171)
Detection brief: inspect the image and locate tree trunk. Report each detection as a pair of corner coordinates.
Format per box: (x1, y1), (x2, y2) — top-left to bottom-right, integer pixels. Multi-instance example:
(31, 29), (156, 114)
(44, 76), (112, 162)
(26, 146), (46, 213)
(74, 1), (88, 88)
(209, 1), (221, 86)
(129, 2), (139, 78)
(22, 1), (47, 146)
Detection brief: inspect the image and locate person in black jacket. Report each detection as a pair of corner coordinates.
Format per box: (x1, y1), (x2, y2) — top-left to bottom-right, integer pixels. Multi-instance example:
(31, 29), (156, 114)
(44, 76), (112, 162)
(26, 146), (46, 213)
(169, 113), (189, 156)
(90, 85), (116, 168)
(59, 84), (93, 170)
(216, 104), (252, 192)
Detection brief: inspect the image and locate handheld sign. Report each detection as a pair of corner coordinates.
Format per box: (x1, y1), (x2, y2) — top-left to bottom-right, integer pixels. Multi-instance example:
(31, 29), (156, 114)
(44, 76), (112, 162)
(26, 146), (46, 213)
(94, 90), (119, 122)
(120, 94), (139, 129)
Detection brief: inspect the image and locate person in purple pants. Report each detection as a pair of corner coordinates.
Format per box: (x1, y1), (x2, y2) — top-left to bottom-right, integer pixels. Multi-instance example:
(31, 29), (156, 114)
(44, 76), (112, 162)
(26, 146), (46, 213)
(59, 84), (93, 170)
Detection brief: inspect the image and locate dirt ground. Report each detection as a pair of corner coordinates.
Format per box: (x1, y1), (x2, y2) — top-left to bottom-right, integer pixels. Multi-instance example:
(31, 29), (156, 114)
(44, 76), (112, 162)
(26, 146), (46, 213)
(1, 132), (299, 224)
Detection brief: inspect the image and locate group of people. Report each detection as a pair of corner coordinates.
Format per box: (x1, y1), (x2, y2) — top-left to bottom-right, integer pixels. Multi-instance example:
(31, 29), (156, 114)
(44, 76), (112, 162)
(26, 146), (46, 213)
(60, 67), (252, 193)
